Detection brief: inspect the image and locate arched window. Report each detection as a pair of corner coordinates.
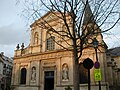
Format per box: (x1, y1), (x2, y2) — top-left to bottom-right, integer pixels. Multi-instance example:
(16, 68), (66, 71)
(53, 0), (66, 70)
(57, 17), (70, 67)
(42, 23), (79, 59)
(46, 36), (55, 50)
(79, 63), (88, 84)
(20, 68), (27, 84)
(34, 32), (39, 45)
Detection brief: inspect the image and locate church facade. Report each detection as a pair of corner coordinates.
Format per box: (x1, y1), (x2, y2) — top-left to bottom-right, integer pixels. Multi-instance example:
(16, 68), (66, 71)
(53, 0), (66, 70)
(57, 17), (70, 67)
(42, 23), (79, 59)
(11, 11), (115, 90)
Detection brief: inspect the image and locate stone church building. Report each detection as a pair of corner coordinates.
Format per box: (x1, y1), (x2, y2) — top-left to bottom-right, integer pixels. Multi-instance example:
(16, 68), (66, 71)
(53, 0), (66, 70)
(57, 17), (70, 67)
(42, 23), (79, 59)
(11, 7), (119, 90)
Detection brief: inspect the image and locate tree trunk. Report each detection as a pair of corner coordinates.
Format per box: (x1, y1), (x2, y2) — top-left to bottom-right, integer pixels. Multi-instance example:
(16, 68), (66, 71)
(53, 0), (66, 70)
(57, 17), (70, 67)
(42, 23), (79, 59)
(73, 52), (80, 90)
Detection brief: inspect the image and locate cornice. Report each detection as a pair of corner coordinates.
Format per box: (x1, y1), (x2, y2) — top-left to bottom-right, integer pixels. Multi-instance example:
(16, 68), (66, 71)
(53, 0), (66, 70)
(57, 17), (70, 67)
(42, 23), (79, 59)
(14, 50), (73, 62)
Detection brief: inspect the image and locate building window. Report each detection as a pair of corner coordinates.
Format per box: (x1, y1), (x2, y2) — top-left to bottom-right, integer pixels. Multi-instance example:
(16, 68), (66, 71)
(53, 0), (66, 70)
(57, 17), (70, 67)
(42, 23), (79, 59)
(79, 63), (88, 84)
(46, 36), (55, 50)
(20, 68), (27, 84)
(3, 64), (6, 75)
(34, 32), (39, 45)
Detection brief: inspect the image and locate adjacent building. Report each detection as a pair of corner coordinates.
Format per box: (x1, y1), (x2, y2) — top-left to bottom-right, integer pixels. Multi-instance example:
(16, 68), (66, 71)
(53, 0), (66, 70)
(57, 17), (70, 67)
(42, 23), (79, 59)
(0, 52), (13, 90)
(106, 47), (120, 90)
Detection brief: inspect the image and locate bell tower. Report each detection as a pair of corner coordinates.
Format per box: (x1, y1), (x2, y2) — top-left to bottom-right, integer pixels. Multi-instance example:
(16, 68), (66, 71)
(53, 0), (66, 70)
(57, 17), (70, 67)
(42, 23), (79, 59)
(82, 1), (106, 47)
(81, 1), (108, 84)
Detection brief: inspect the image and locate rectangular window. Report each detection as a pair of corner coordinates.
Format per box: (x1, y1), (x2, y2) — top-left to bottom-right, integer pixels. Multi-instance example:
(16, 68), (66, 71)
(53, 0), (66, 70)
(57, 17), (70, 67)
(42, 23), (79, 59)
(46, 36), (55, 50)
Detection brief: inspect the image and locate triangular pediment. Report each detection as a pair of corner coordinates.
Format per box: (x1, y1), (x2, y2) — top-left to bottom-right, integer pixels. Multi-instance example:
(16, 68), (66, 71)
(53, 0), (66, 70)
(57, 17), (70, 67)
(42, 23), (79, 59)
(31, 11), (60, 27)
(43, 12), (58, 22)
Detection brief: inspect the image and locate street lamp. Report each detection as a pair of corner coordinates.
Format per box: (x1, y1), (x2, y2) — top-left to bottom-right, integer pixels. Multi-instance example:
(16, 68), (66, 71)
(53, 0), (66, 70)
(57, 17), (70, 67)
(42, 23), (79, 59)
(93, 38), (101, 90)
(93, 38), (98, 49)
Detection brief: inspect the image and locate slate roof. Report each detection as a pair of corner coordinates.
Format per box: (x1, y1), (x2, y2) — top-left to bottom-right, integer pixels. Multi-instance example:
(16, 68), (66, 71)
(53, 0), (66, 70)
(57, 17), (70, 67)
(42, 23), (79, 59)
(83, 2), (94, 25)
(107, 47), (120, 57)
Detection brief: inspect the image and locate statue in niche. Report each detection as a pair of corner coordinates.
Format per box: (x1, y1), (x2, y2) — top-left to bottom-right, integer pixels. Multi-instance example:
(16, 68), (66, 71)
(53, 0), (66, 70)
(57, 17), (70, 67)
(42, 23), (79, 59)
(62, 63), (69, 81)
(31, 66), (36, 82)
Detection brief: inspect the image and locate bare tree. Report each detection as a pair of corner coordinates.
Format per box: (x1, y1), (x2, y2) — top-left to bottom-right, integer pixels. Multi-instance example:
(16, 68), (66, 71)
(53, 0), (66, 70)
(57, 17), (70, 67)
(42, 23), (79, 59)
(17, 0), (120, 90)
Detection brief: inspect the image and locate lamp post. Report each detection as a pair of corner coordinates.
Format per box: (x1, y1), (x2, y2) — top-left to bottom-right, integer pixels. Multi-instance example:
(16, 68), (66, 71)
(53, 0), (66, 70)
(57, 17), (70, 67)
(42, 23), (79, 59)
(93, 38), (101, 90)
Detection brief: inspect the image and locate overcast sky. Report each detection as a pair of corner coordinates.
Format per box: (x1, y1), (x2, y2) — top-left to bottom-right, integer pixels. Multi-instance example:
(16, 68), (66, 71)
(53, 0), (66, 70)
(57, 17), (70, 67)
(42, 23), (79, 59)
(0, 0), (30, 57)
(0, 0), (120, 57)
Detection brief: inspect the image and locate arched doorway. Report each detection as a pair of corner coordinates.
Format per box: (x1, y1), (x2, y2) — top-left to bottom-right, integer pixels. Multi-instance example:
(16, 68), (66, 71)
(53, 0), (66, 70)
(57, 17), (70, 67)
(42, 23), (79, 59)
(79, 63), (88, 84)
(20, 68), (27, 84)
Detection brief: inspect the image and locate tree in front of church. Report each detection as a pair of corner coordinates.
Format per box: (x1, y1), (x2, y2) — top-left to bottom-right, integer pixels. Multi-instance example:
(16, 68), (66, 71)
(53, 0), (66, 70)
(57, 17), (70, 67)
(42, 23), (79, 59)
(17, 0), (120, 90)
